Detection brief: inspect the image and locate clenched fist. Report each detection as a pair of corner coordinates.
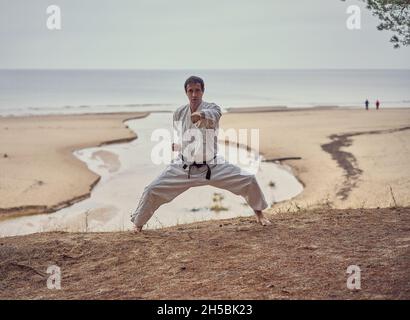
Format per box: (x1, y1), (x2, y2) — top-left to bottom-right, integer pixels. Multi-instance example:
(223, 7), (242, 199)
(191, 111), (202, 123)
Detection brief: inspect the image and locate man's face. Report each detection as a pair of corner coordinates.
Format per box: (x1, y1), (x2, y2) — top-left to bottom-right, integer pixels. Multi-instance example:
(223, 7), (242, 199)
(186, 83), (204, 108)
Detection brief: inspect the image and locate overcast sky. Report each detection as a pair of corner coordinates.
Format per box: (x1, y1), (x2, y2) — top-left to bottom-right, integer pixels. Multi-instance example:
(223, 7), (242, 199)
(1, 0), (409, 69)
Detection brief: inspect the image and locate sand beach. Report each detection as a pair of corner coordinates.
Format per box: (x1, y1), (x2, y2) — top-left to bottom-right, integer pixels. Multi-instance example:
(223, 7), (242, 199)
(0, 107), (409, 299)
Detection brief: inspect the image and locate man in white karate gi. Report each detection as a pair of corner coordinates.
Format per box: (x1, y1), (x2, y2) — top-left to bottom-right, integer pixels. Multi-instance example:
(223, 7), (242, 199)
(131, 76), (271, 233)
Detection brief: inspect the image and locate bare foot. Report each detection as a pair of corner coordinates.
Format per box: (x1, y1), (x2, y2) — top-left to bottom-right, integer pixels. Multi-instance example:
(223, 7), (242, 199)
(133, 225), (143, 233)
(255, 211), (272, 226)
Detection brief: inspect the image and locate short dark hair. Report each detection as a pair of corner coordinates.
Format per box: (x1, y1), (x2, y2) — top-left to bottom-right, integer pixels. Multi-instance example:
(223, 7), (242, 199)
(184, 76), (205, 93)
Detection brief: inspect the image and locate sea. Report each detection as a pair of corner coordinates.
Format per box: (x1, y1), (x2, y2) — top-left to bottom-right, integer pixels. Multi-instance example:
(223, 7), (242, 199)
(0, 69), (409, 116)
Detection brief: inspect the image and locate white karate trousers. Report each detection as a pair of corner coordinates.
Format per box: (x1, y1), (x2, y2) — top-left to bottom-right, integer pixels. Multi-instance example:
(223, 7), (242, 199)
(130, 155), (269, 227)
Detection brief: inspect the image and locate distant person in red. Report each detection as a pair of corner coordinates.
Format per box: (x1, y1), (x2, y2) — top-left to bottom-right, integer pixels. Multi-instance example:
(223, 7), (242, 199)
(365, 99), (369, 110)
(376, 100), (380, 110)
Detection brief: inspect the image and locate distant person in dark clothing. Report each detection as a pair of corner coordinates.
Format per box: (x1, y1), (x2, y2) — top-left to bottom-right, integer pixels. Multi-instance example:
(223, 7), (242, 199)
(376, 100), (380, 110)
(365, 99), (369, 110)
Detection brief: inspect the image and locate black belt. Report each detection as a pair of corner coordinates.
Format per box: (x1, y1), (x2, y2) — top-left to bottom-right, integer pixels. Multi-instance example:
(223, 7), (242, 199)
(181, 155), (216, 180)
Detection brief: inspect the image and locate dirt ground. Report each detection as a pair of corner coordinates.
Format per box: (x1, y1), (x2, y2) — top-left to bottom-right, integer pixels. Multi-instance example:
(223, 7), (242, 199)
(0, 206), (409, 300)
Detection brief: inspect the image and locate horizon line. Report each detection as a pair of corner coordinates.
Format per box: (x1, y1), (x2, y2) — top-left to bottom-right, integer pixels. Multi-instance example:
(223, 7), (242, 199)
(1, 67), (410, 71)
